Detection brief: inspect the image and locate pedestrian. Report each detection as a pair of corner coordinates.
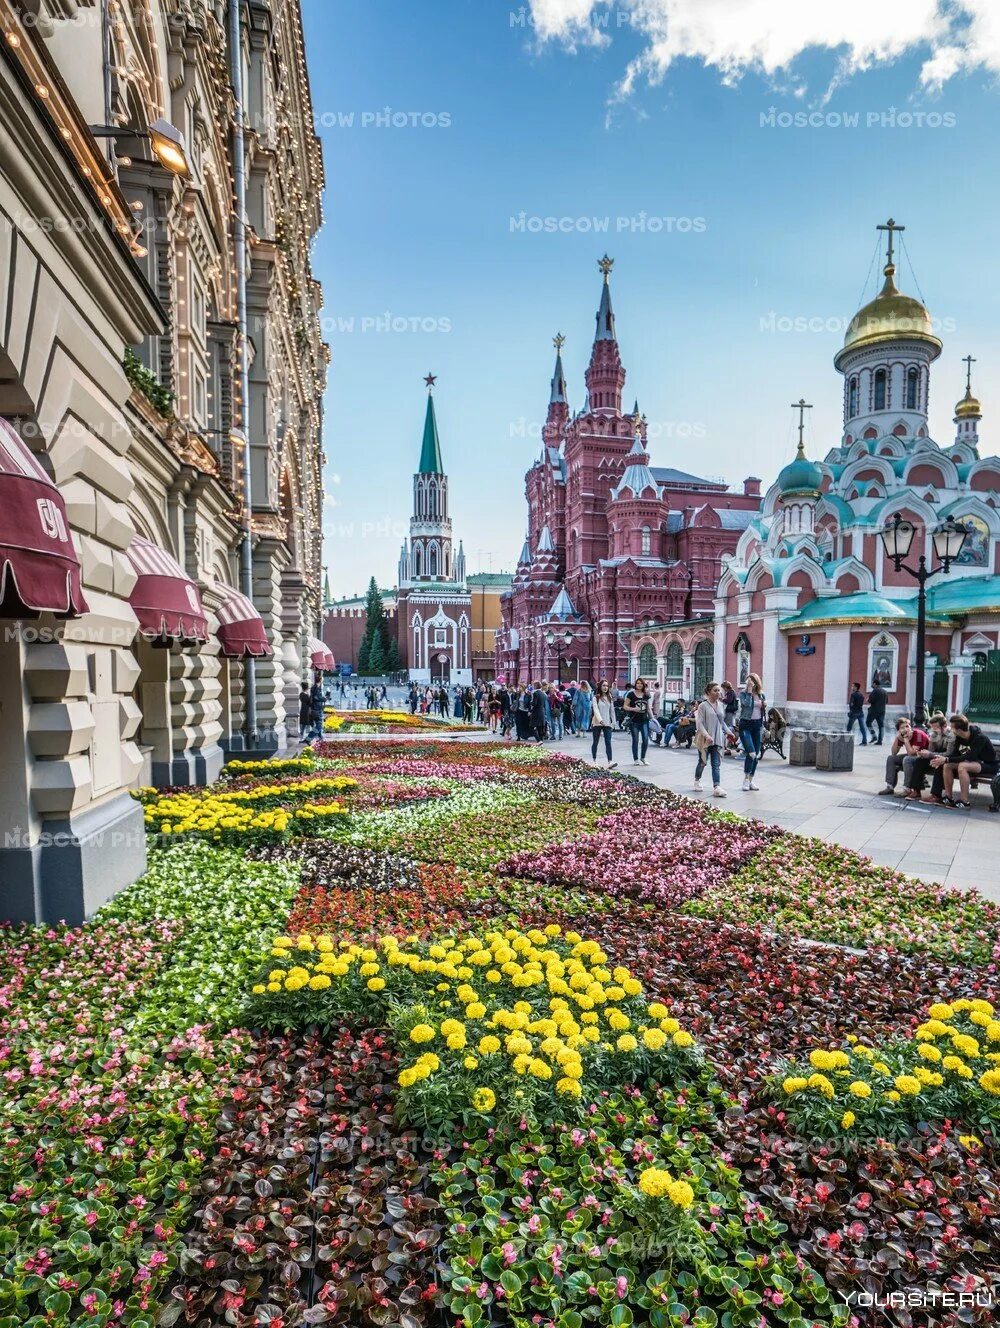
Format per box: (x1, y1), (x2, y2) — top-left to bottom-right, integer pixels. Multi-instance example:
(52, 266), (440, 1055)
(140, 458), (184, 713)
(623, 677), (651, 765)
(737, 672), (766, 791)
(846, 681), (867, 745)
(298, 683), (312, 743)
(307, 675), (325, 742)
(879, 717), (929, 795)
(866, 677), (888, 745)
(693, 680), (734, 798)
(590, 678), (618, 768)
(941, 713), (998, 809)
(441, 687), (451, 718)
(650, 682), (663, 744)
(548, 683), (564, 740)
(572, 679), (593, 736)
(612, 685), (625, 730)
(903, 713), (948, 799)
(514, 682), (532, 740)
(561, 686), (574, 737)
(530, 681), (548, 742)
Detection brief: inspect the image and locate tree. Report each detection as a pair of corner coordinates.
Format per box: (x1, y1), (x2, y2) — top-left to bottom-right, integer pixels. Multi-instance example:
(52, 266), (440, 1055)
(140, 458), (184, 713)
(384, 637), (400, 675)
(358, 577), (395, 676)
(367, 633), (385, 677)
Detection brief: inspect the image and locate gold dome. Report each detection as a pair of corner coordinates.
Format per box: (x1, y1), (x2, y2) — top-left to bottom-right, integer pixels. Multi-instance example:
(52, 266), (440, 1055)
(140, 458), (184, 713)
(955, 387), (982, 419)
(837, 264), (941, 362)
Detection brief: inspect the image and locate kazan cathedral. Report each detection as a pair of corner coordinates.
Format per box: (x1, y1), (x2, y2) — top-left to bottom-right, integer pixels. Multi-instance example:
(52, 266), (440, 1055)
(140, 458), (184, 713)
(712, 221), (1000, 729)
(496, 258), (761, 690)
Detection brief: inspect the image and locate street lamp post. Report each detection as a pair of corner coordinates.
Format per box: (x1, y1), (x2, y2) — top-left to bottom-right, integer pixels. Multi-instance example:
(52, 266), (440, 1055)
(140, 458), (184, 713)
(545, 628), (574, 683)
(879, 514), (968, 726)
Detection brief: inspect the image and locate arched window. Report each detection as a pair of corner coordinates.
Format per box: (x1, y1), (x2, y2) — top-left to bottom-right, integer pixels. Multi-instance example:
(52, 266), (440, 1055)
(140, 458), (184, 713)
(637, 643), (656, 678)
(906, 367), (918, 410)
(641, 525), (651, 556)
(873, 368), (887, 412)
(428, 544), (438, 578)
(414, 544), (423, 577)
(665, 641), (683, 677)
(693, 638), (713, 697)
(848, 377), (858, 417)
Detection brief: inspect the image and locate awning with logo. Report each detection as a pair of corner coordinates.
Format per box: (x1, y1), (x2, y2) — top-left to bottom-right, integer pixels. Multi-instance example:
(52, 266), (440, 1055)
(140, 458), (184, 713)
(215, 583), (272, 658)
(125, 535), (208, 643)
(0, 418), (88, 617)
(308, 636), (335, 671)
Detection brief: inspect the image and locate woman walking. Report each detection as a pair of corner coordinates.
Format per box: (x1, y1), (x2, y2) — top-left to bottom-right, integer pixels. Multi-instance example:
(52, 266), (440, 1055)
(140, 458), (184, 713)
(514, 683), (531, 741)
(694, 681), (734, 797)
(737, 673), (766, 791)
(590, 679), (618, 768)
(573, 679), (593, 736)
(623, 677), (652, 765)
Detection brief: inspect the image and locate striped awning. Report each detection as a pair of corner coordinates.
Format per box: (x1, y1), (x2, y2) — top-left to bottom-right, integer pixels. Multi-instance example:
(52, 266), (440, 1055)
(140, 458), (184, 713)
(216, 583), (272, 658)
(0, 418), (88, 617)
(308, 635), (335, 670)
(125, 536), (208, 643)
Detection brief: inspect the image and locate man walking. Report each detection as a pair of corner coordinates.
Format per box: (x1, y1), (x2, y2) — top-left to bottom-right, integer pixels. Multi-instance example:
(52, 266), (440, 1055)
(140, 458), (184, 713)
(846, 681), (867, 745)
(866, 678), (888, 745)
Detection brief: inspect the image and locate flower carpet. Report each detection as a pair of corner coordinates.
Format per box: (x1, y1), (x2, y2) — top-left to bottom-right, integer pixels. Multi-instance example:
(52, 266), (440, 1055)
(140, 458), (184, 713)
(1, 740), (998, 1328)
(324, 710), (480, 735)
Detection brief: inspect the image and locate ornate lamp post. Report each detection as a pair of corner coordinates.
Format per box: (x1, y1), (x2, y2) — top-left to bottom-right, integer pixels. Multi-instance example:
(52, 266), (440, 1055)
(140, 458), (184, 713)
(879, 514), (968, 725)
(545, 627), (574, 683)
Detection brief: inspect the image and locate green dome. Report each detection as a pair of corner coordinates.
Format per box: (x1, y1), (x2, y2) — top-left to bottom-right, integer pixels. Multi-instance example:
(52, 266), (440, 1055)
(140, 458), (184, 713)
(777, 447), (822, 497)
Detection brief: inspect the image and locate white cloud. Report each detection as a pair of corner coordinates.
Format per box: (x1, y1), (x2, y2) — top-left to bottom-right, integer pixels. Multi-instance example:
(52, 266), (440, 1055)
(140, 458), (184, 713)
(527, 0), (1000, 95)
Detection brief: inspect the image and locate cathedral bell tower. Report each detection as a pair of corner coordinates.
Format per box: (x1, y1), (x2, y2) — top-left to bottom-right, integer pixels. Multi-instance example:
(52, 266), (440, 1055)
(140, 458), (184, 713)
(401, 374), (460, 586)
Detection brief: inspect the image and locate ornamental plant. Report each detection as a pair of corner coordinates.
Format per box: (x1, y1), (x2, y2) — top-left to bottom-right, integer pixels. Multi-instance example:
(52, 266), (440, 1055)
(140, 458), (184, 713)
(135, 777), (356, 843)
(771, 997), (1000, 1138)
(248, 924), (701, 1127)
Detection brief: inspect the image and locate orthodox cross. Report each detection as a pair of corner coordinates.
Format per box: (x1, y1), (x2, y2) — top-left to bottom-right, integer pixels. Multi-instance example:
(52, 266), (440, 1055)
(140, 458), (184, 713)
(598, 254), (614, 281)
(963, 354), (976, 393)
(791, 398), (812, 456)
(876, 217), (904, 269)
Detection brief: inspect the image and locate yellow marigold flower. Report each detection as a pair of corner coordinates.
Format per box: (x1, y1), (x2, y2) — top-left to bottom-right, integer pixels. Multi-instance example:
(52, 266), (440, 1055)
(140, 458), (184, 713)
(545, 924), (561, 937)
(979, 1068), (1000, 1096)
(894, 1074), (922, 1096)
(560, 1061), (583, 1080)
(622, 978), (642, 996)
(637, 1167), (672, 1198)
(581, 1026), (600, 1044)
(672, 1030), (695, 1049)
(486, 970), (502, 984)
(529, 1059), (552, 1079)
(266, 982), (281, 993)
(873, 1061), (891, 1075)
(409, 1023), (435, 1044)
(273, 936), (294, 948)
(616, 1034), (638, 1053)
(647, 1002), (669, 1020)
(359, 963), (379, 978)
(308, 975), (331, 991)
(809, 1050), (834, 1071)
(917, 1044), (942, 1062)
(885, 1089), (901, 1102)
(463, 1056), (479, 1070)
(841, 1111), (856, 1129)
(660, 1018), (680, 1035)
(471, 1087), (495, 1112)
(607, 1011), (630, 1032)
(316, 937), (334, 953)
(951, 1033), (980, 1059)
(970, 1011), (991, 1028)
(807, 1074), (834, 1099)
(959, 1134), (982, 1149)
(366, 977), (386, 992)
(667, 1180), (695, 1208)
(556, 1076), (581, 1096)
(268, 970), (286, 983)
(465, 1002), (486, 1020)
(252, 984), (266, 995)
(478, 1035), (501, 1055)
(927, 1003), (955, 1021)
(398, 1068), (417, 1088)
(446, 1033), (467, 1051)
(848, 1081), (872, 1098)
(296, 936), (314, 951)
(417, 1052), (439, 1071)
(440, 1018), (464, 1037)
(580, 1011), (599, 1025)
(782, 1077), (808, 1094)
(643, 1028), (667, 1052)
(970, 998), (995, 1016)
(512, 1054), (531, 1074)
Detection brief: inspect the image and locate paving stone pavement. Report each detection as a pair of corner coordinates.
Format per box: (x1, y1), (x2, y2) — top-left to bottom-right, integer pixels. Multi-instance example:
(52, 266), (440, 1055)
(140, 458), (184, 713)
(547, 726), (1000, 901)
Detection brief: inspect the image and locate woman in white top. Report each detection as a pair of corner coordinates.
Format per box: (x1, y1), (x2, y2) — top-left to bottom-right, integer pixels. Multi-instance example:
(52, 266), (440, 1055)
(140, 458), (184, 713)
(694, 680), (734, 797)
(590, 678), (618, 768)
(737, 672), (767, 791)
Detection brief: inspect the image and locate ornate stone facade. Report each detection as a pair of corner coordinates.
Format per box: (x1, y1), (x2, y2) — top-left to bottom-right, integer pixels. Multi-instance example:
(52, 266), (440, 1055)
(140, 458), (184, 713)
(716, 222), (1000, 729)
(0, 0), (326, 922)
(496, 259), (761, 687)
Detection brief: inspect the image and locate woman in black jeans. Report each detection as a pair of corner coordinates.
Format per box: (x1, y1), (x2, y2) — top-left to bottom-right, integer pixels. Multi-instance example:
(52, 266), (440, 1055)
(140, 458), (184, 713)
(590, 679), (618, 768)
(623, 678), (652, 765)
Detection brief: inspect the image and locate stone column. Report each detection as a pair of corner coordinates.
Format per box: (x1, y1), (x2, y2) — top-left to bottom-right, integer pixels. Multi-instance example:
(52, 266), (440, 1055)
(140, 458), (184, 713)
(250, 533), (291, 752)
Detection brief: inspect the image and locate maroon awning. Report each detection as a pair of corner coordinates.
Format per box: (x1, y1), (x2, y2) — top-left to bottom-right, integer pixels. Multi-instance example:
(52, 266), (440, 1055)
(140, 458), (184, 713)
(0, 418), (88, 617)
(308, 636), (335, 670)
(125, 536), (208, 643)
(216, 582), (272, 658)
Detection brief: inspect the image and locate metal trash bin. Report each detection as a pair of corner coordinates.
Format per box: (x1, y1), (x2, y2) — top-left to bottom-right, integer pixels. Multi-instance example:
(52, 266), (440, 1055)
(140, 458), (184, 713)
(816, 730), (854, 772)
(789, 729), (817, 766)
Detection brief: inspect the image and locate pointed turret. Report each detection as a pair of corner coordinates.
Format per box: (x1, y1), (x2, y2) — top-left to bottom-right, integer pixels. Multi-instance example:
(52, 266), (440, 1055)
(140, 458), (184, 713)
(548, 586), (578, 620)
(954, 354), (982, 448)
(418, 373), (444, 475)
(544, 333), (570, 445)
(322, 569), (332, 606)
(613, 430), (660, 501)
(585, 255), (626, 413)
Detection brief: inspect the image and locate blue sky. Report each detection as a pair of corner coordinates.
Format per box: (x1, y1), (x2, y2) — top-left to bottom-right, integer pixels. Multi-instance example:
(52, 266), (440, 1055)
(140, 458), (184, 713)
(302, 0), (1000, 599)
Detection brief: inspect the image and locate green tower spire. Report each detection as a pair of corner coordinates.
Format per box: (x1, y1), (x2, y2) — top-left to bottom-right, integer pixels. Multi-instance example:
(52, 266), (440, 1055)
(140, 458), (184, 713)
(418, 373), (444, 475)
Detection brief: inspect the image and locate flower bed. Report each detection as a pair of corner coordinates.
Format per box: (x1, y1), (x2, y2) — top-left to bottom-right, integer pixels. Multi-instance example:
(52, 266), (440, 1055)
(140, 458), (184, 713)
(5, 736), (1000, 1327)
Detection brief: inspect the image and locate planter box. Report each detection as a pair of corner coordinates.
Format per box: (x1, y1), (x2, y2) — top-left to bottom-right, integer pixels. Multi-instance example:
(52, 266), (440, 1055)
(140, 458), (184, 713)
(789, 729), (817, 766)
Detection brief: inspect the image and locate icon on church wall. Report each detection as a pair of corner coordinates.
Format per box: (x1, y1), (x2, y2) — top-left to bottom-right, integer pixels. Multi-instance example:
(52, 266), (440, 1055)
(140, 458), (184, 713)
(952, 516), (989, 567)
(869, 633), (897, 689)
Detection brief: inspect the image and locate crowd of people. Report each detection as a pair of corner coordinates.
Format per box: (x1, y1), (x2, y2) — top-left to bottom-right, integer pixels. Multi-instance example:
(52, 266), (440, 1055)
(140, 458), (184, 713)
(876, 710), (999, 809)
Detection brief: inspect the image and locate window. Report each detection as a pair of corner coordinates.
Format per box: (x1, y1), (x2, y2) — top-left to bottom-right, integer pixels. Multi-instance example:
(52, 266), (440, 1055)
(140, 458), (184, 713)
(906, 367), (918, 410)
(414, 545), (423, 577)
(637, 644), (656, 678)
(665, 642), (683, 677)
(848, 377), (858, 417)
(428, 545), (438, 578)
(641, 525), (651, 556)
(192, 363), (207, 428)
(873, 368), (887, 411)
